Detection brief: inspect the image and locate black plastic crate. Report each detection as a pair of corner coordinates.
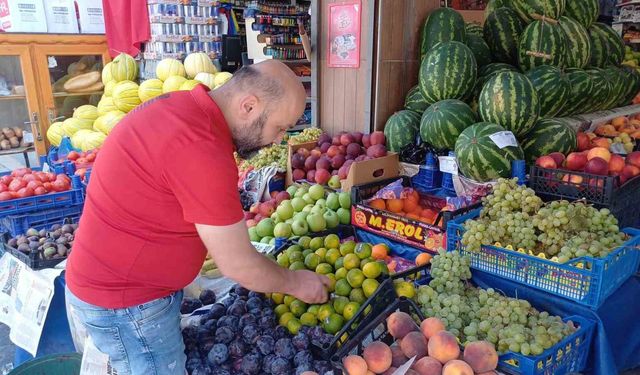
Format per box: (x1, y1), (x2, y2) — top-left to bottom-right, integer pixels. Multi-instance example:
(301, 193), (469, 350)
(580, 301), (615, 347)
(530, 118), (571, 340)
(529, 166), (640, 228)
(330, 298), (424, 373)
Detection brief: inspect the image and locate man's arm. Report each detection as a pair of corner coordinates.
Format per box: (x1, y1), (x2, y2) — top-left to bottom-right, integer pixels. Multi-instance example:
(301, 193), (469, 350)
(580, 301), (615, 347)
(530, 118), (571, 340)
(196, 221), (330, 304)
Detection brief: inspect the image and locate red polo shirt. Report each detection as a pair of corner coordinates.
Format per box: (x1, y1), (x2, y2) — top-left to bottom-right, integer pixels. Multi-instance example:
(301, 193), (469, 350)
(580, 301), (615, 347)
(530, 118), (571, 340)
(66, 85), (244, 308)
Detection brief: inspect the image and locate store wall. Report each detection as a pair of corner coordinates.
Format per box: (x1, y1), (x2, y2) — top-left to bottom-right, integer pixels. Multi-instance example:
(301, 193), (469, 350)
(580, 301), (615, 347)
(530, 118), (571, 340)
(372, 0), (440, 131)
(317, 0), (374, 135)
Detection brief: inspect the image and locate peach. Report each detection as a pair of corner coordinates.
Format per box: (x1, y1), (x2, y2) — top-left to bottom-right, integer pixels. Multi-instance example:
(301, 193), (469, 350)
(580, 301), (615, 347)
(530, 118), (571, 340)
(363, 341), (393, 374)
(565, 152), (588, 171)
(343, 355), (368, 375)
(412, 356), (443, 375)
(293, 168), (306, 181)
(535, 156), (557, 169)
(620, 124), (636, 134)
(310, 149), (322, 158)
(258, 201), (276, 216)
(428, 331), (460, 364)
(548, 152), (566, 167)
(315, 169), (331, 185)
(305, 155), (319, 171)
(367, 144), (388, 158)
(319, 142), (331, 153)
(401, 331), (428, 359)
(463, 341), (498, 373)
(296, 147), (310, 158)
(627, 151), (640, 168)
(442, 360), (473, 375)
(370, 131), (386, 146)
(608, 154), (626, 175)
(591, 138), (612, 150)
(327, 145), (340, 158)
(332, 135), (341, 146)
(561, 173), (584, 186)
(584, 157), (609, 176)
(586, 132), (597, 140)
(340, 133), (355, 146)
(577, 132), (591, 151)
(391, 344), (408, 367)
(622, 165), (640, 181)
(587, 147), (612, 163)
(421, 317), (446, 339)
(306, 169), (316, 182)
(387, 311), (419, 340)
(612, 116), (629, 128)
(362, 134), (372, 148)
(595, 124), (618, 136)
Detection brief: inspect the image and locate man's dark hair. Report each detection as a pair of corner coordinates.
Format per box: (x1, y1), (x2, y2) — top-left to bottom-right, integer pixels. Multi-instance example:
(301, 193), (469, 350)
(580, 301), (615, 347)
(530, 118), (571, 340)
(226, 65), (284, 104)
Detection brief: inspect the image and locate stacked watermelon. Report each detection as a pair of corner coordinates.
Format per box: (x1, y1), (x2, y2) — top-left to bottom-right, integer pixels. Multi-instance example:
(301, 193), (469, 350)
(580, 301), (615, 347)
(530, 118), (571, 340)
(386, 1), (640, 183)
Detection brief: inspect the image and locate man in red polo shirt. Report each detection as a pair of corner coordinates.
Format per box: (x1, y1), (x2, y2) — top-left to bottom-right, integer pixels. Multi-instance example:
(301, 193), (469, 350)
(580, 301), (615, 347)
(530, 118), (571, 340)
(65, 60), (329, 375)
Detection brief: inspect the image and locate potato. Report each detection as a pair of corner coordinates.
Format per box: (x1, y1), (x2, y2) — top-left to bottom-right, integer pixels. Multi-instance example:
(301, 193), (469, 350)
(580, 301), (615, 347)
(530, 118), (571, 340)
(2, 128), (15, 139)
(12, 127), (23, 139)
(9, 137), (19, 148)
(0, 140), (11, 150)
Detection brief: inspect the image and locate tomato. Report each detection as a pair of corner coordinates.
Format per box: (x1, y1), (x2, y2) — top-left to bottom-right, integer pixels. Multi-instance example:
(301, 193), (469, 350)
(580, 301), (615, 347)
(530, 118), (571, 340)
(43, 182), (52, 192)
(52, 180), (68, 192)
(74, 168), (87, 180)
(22, 174), (36, 183)
(35, 172), (49, 183)
(34, 186), (47, 195)
(56, 174), (71, 183)
(0, 175), (13, 185)
(0, 192), (13, 201)
(0, 183), (6, 193)
(8, 178), (26, 192)
(45, 172), (56, 182)
(26, 180), (42, 190)
(86, 153), (96, 162)
(16, 187), (34, 198)
(67, 151), (80, 161)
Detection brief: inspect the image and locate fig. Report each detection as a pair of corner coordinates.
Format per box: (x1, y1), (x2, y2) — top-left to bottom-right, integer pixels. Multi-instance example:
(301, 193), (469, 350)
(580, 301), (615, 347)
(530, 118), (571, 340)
(26, 228), (39, 237)
(38, 229), (46, 237)
(71, 224), (79, 231)
(39, 237), (46, 244)
(17, 243), (30, 253)
(50, 224), (61, 231)
(56, 237), (68, 245)
(28, 236), (39, 242)
(16, 237), (28, 246)
(29, 241), (40, 250)
(61, 224), (74, 234)
(57, 244), (67, 256)
(7, 238), (18, 248)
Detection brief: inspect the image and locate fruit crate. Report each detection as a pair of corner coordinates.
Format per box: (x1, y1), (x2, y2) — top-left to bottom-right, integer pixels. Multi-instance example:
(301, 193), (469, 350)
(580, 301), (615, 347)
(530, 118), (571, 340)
(447, 208), (640, 309)
(0, 218), (78, 270)
(0, 174), (84, 218)
(529, 166), (640, 228)
(350, 176), (481, 254)
(0, 204), (82, 237)
(329, 297), (424, 374)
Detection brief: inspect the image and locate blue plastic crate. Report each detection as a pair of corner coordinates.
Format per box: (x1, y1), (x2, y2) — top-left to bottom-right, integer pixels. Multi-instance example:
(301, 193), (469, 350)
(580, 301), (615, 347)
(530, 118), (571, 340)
(0, 175), (84, 218)
(447, 208), (640, 309)
(0, 205), (82, 237)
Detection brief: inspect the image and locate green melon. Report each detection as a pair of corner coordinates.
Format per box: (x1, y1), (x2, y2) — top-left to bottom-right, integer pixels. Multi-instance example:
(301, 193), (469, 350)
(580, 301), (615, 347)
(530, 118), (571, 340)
(404, 85), (430, 113)
(384, 110), (421, 152)
(518, 20), (567, 71)
(619, 66), (640, 107)
(466, 35), (492, 67)
(420, 8), (466, 59)
(485, 0), (509, 18)
(558, 16), (592, 68)
(455, 122), (525, 182)
(559, 68), (594, 116)
(588, 24), (610, 68)
(510, 0), (566, 24)
(419, 41), (477, 104)
(420, 99), (477, 150)
(525, 65), (570, 118)
(603, 66), (627, 110)
(478, 71), (540, 137)
(565, 0), (599, 29)
(584, 68), (613, 113)
(590, 23), (625, 66)
(484, 8), (525, 65)
(466, 22), (484, 37)
(520, 118), (577, 164)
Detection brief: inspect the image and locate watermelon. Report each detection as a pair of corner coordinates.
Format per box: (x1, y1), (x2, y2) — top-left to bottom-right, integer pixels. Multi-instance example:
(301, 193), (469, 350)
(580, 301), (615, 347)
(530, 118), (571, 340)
(603, 66), (627, 109)
(524, 65), (570, 118)
(510, 0), (566, 24)
(478, 63), (520, 78)
(404, 85), (430, 113)
(520, 118), (577, 163)
(485, 0), (509, 18)
(478, 71), (540, 137)
(619, 66), (640, 107)
(558, 16), (592, 68)
(420, 99), (477, 150)
(559, 68), (594, 116)
(466, 23), (484, 37)
(466, 35), (492, 67)
(384, 110), (421, 152)
(564, 0), (598, 29)
(590, 23), (625, 66)
(419, 41), (477, 104)
(484, 8), (525, 65)
(518, 20), (567, 71)
(584, 68), (613, 112)
(420, 8), (466, 59)
(454, 122), (525, 182)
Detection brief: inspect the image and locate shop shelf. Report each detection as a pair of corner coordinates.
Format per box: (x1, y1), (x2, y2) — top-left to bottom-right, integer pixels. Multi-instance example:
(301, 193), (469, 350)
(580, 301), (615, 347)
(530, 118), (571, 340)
(447, 208), (640, 309)
(529, 166), (640, 228)
(0, 204), (82, 237)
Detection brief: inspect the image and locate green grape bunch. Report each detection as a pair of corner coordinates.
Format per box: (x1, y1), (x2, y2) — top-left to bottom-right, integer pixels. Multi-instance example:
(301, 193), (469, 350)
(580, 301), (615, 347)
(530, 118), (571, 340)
(288, 127), (323, 145)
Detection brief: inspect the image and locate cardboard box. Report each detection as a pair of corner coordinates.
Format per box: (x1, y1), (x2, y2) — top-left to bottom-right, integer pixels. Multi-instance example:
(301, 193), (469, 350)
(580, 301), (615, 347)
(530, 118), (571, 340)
(0, 0), (47, 33)
(44, 0), (79, 33)
(76, 0), (104, 34)
(286, 142), (401, 192)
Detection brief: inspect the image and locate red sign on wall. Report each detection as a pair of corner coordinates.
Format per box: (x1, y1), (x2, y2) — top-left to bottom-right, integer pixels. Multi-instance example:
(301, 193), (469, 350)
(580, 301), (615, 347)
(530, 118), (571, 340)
(327, 1), (361, 68)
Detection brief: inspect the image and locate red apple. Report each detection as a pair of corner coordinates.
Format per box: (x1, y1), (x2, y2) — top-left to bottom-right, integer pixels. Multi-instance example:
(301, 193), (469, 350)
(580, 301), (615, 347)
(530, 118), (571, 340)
(366, 144), (388, 158)
(548, 152), (566, 167)
(291, 153), (306, 170)
(332, 135), (341, 146)
(565, 152), (588, 171)
(310, 149), (322, 158)
(317, 133), (331, 146)
(258, 201), (276, 216)
(327, 145), (340, 158)
(370, 131), (386, 146)
(296, 147), (310, 158)
(362, 134), (371, 148)
(535, 156), (557, 169)
(584, 157), (609, 176)
(627, 151), (640, 168)
(316, 156), (331, 171)
(576, 132), (590, 151)
(306, 169), (316, 182)
(562, 173), (584, 186)
(352, 132), (364, 144)
(292, 168), (306, 181)
(331, 154), (346, 169)
(275, 191), (291, 205)
(254, 214), (264, 223)
(304, 156), (319, 171)
(246, 219), (257, 228)
(346, 143), (362, 157)
(249, 204), (259, 214)
(587, 147), (611, 163)
(340, 133), (355, 146)
(338, 145), (347, 155)
(315, 169), (331, 185)
(608, 154), (626, 175)
(244, 211), (255, 220)
(319, 142), (331, 153)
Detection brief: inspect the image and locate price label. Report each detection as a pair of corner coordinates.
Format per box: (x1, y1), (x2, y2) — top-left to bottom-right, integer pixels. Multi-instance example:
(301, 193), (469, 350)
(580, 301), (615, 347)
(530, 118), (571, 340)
(489, 131), (518, 149)
(610, 143), (627, 154)
(22, 132), (34, 144)
(438, 156), (459, 175)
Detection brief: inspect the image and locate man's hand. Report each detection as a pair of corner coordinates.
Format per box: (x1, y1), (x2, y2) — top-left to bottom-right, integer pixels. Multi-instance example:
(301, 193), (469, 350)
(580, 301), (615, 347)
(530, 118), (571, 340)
(290, 270), (330, 304)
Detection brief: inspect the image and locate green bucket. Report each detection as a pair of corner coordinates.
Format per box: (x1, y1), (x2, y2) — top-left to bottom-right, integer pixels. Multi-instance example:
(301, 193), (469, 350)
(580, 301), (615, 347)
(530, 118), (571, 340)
(8, 353), (81, 375)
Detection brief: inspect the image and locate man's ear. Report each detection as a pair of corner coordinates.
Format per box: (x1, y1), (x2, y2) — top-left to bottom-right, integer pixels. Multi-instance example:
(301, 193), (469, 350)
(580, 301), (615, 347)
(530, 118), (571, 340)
(240, 94), (259, 117)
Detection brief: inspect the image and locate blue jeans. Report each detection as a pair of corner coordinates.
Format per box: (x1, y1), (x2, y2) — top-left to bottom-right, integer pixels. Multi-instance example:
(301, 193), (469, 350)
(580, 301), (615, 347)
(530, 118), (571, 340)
(65, 287), (186, 375)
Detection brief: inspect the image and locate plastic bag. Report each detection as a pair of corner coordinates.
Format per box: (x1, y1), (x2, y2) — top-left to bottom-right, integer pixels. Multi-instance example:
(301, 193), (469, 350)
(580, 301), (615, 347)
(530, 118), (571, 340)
(241, 165), (279, 208)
